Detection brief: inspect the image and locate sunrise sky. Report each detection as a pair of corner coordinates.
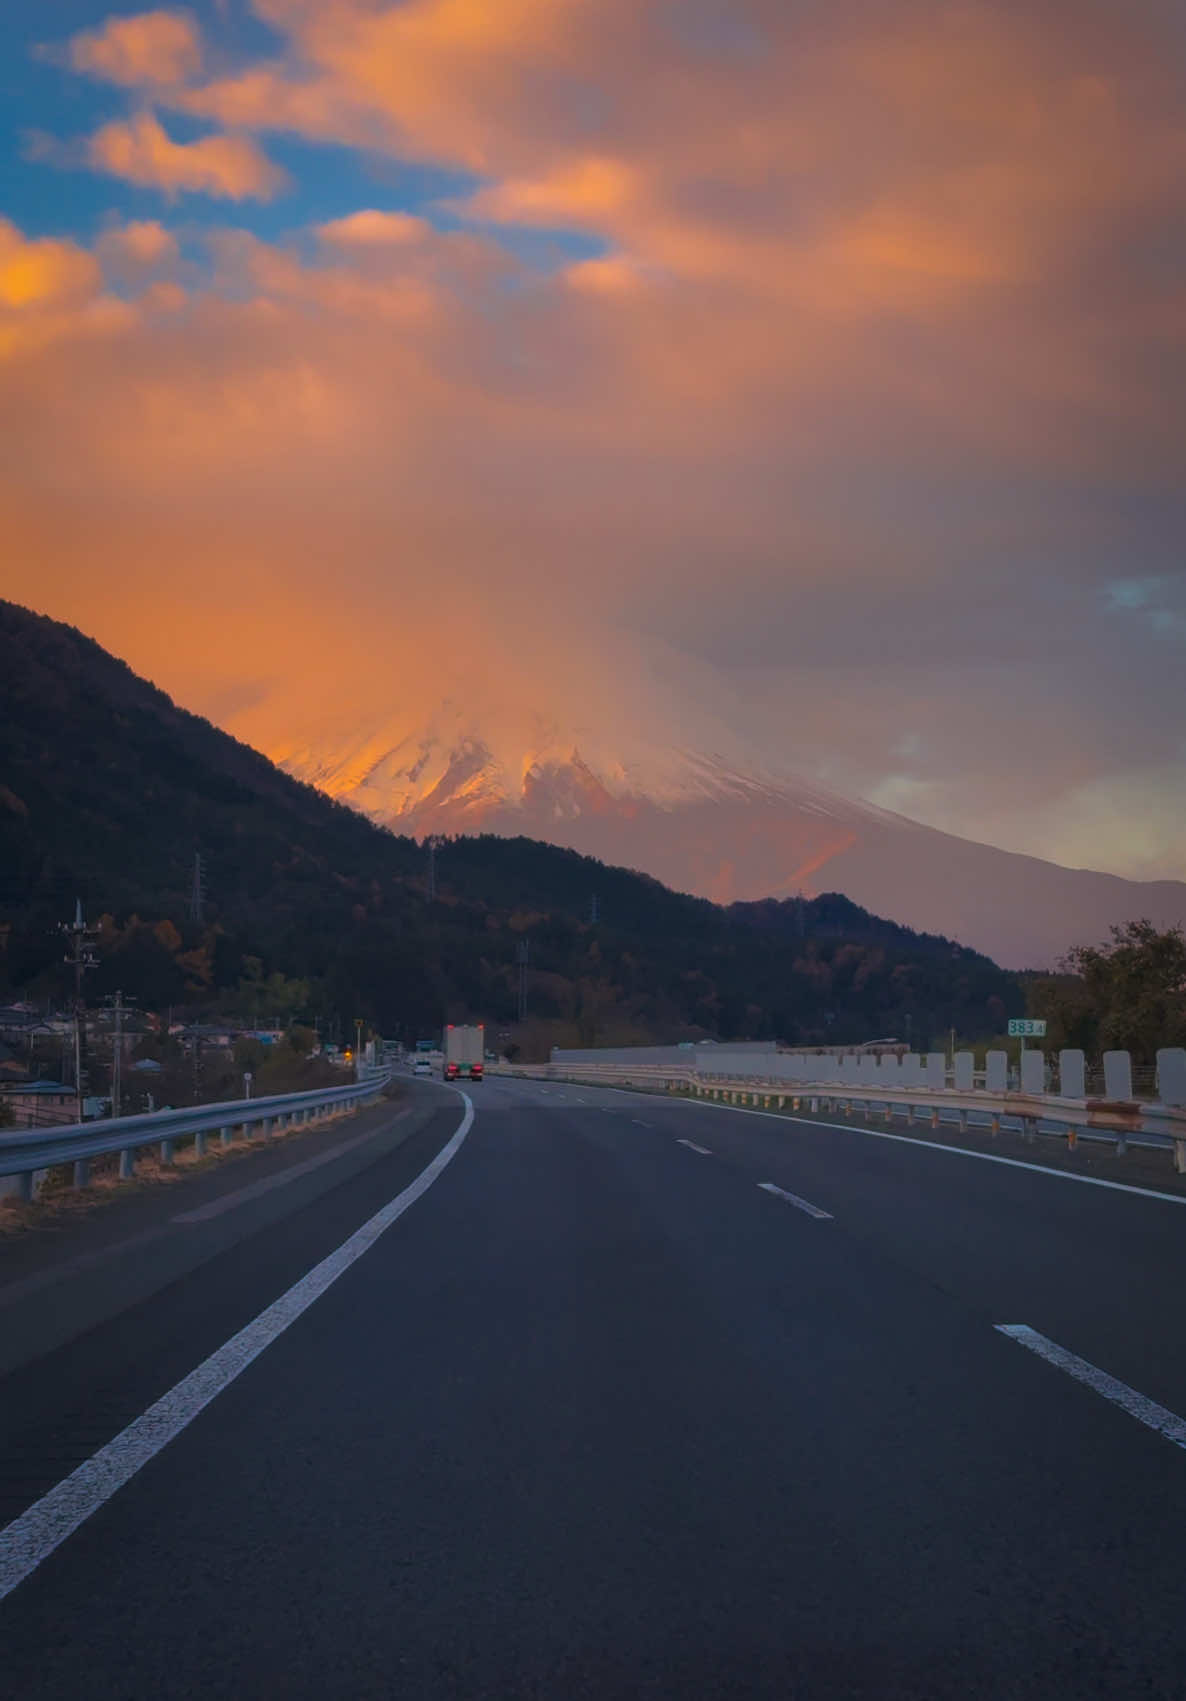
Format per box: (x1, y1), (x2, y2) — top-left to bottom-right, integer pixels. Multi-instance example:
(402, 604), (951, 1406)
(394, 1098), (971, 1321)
(2, 1), (1184, 880)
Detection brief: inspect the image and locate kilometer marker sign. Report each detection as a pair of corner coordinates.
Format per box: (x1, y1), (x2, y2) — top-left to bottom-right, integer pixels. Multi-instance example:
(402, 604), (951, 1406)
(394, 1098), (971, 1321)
(1008, 1019), (1047, 1038)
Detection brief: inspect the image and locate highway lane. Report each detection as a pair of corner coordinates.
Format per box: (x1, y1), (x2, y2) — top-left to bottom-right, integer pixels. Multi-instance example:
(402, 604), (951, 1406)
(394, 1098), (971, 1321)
(2, 1074), (1185, 1697)
(515, 1077), (1186, 1417)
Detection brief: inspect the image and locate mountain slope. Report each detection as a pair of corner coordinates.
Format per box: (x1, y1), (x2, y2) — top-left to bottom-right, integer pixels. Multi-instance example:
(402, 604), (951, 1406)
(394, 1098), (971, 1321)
(0, 600), (1021, 1048)
(268, 713), (1186, 969)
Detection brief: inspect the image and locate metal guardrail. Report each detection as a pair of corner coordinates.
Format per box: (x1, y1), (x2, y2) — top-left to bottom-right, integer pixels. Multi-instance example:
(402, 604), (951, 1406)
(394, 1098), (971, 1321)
(0, 1070), (393, 1203)
(491, 1062), (1186, 1173)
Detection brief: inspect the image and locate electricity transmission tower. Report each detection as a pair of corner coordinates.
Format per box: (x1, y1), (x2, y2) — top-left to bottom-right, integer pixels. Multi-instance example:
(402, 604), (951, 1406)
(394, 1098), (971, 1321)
(426, 836), (443, 901)
(189, 851), (206, 925)
(516, 940), (530, 1022)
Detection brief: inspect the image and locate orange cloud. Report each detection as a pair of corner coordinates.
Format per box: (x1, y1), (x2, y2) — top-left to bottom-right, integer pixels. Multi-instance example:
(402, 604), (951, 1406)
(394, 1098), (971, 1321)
(97, 219), (180, 274)
(167, 0), (1186, 329)
(317, 210), (429, 246)
(86, 113), (287, 201)
(564, 255), (652, 297)
(0, 219), (100, 309)
(8, 2), (1186, 885)
(68, 8), (203, 86)
(463, 157), (637, 228)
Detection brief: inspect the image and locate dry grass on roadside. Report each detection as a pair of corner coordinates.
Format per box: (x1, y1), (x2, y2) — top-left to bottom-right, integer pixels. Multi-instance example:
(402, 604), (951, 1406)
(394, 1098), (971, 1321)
(0, 1110), (347, 1237)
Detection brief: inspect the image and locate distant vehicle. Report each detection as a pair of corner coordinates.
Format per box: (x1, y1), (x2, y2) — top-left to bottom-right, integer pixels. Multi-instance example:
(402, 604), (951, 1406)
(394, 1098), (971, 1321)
(443, 1023), (484, 1082)
(412, 1057), (432, 1077)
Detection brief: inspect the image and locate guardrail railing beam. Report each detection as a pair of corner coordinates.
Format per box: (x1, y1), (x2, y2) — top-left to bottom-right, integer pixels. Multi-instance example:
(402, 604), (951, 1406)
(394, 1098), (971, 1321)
(0, 1070), (392, 1202)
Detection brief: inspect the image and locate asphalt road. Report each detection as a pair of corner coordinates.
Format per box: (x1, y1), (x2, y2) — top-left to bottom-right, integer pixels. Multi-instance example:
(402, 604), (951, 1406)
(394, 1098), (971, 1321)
(2, 1073), (1186, 1698)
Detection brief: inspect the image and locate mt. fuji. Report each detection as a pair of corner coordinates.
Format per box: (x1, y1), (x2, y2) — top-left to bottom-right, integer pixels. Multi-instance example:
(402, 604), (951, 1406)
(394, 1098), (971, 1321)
(266, 706), (1186, 970)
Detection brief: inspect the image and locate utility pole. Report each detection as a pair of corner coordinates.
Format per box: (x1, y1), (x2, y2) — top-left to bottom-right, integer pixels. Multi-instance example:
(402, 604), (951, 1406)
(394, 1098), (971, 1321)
(517, 940), (529, 1023)
(110, 991), (124, 1119)
(189, 851), (206, 925)
(61, 900), (98, 1123)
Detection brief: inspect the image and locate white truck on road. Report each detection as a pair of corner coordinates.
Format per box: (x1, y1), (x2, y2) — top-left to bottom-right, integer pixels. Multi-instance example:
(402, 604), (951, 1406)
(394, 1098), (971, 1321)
(443, 1024), (485, 1082)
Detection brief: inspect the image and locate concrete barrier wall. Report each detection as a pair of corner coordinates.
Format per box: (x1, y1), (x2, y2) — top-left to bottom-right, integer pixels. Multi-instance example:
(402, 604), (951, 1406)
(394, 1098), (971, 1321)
(550, 1042), (1186, 1109)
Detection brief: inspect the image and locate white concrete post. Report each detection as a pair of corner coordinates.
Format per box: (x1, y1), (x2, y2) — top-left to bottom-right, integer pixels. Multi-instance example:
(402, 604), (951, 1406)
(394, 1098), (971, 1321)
(1059, 1050), (1086, 1100)
(1103, 1051), (1133, 1102)
(1021, 1050), (1045, 1095)
(985, 1051), (1008, 1092)
(1156, 1049), (1186, 1107)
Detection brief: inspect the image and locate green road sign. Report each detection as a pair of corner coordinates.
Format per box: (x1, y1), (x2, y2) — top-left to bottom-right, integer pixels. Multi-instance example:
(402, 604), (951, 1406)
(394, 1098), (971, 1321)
(1008, 1019), (1047, 1038)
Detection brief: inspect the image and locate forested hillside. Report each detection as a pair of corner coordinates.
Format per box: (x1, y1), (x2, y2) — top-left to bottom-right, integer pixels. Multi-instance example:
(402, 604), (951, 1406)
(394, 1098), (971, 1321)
(0, 601), (1022, 1051)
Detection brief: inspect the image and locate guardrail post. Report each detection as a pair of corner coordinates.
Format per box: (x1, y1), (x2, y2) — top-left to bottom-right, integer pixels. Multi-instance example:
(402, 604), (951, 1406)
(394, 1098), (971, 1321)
(884, 1102), (893, 1123)
(906, 1104), (915, 1126)
(220, 1125), (233, 1148)
(1022, 1118), (1036, 1144)
(73, 1158), (90, 1189)
(1066, 1126), (1077, 1151)
(810, 1097), (819, 1113)
(930, 1108), (940, 1130)
(958, 1110), (968, 1134)
(16, 1169), (33, 1204)
(119, 1147), (135, 1179)
(159, 1138), (174, 1167)
(1173, 1137), (1185, 1174)
(194, 1129), (207, 1158)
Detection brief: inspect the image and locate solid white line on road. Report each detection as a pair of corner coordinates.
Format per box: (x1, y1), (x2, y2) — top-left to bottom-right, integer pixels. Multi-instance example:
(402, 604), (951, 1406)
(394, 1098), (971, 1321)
(995, 1324), (1186, 1452)
(173, 1109), (413, 1223)
(676, 1138), (712, 1155)
(682, 1100), (1186, 1207)
(632, 1119), (652, 1128)
(757, 1180), (833, 1220)
(0, 1095), (476, 1604)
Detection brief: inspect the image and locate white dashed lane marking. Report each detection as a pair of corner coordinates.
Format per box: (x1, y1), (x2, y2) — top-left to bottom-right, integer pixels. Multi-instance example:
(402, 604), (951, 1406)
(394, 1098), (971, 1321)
(757, 1181), (833, 1220)
(995, 1325), (1186, 1451)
